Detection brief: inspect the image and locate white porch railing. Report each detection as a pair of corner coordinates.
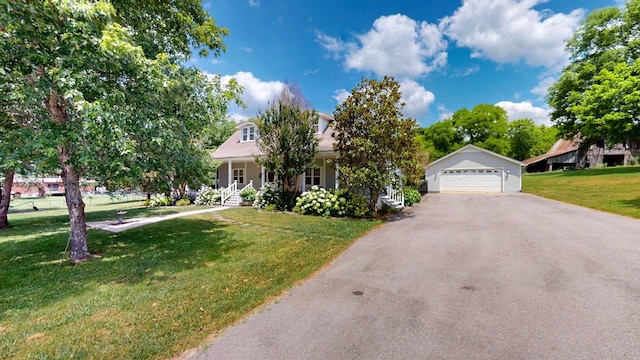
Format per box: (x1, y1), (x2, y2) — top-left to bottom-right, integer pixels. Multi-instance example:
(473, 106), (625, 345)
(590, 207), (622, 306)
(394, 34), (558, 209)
(239, 180), (254, 194)
(386, 185), (405, 207)
(221, 181), (237, 205)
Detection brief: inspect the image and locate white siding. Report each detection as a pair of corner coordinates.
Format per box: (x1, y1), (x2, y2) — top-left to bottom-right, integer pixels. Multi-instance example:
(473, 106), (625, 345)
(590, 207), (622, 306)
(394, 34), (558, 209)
(426, 147), (523, 193)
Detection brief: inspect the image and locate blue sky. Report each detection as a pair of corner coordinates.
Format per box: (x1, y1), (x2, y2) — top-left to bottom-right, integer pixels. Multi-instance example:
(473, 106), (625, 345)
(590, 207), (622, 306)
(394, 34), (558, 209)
(196, 0), (624, 127)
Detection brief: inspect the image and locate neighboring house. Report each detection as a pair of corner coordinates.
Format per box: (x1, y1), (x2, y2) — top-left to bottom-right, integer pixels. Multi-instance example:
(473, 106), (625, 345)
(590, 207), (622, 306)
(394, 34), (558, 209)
(426, 144), (526, 193)
(6, 176), (96, 197)
(524, 138), (640, 172)
(212, 112), (339, 204)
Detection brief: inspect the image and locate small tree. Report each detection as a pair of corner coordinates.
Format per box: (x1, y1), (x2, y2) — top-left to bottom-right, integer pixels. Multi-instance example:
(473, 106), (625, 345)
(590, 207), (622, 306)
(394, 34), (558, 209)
(333, 76), (421, 212)
(256, 83), (319, 210)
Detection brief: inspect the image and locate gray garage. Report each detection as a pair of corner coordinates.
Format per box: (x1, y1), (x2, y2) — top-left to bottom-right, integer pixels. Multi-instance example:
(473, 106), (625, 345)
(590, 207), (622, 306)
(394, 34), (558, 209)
(426, 144), (525, 193)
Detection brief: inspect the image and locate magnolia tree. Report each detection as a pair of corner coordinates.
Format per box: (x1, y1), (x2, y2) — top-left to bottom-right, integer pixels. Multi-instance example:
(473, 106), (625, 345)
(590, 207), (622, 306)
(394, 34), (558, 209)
(0, 0), (240, 262)
(333, 76), (422, 211)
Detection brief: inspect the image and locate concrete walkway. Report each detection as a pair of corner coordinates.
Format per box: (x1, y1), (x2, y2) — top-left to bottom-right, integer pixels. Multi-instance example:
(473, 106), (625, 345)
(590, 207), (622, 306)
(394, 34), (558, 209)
(86, 207), (229, 233)
(189, 193), (640, 359)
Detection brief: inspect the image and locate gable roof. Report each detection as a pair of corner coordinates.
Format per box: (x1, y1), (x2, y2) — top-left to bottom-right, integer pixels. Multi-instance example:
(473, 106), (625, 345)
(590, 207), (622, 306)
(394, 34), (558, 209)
(523, 138), (580, 165)
(212, 112), (336, 160)
(426, 144), (526, 169)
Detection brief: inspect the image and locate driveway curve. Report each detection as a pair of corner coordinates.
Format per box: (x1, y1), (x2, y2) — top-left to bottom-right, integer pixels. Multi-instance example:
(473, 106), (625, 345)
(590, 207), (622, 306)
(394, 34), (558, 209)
(190, 193), (640, 359)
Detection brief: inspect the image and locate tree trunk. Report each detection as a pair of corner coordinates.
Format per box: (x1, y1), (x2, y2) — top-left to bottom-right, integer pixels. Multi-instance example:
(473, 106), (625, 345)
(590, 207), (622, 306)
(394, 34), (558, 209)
(0, 169), (15, 229)
(58, 146), (91, 263)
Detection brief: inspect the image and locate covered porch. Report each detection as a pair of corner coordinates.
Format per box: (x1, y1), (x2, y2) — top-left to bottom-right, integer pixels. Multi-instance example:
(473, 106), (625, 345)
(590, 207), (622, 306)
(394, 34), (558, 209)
(215, 153), (339, 192)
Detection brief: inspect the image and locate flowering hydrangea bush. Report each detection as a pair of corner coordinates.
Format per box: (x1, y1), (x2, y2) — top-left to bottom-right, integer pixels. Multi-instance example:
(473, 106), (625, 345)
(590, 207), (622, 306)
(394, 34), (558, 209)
(148, 194), (171, 207)
(195, 186), (221, 205)
(403, 187), (422, 206)
(294, 186), (347, 217)
(239, 186), (257, 202)
(253, 183), (278, 209)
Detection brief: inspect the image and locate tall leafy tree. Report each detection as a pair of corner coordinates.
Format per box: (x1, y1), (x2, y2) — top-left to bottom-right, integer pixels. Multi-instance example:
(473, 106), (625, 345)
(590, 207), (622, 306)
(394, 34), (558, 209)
(452, 104), (510, 154)
(548, 0), (640, 144)
(417, 119), (463, 160)
(256, 83), (318, 210)
(1, 1), (235, 262)
(0, 62), (47, 229)
(333, 76), (421, 211)
(507, 119), (558, 160)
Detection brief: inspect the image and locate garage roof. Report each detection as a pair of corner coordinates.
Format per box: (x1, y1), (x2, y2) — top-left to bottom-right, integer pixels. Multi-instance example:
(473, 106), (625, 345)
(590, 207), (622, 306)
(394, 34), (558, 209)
(426, 144), (526, 169)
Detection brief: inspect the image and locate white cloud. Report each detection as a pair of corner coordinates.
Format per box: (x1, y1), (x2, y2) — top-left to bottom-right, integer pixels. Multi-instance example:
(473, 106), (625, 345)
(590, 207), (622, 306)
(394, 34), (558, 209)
(249, 0), (260, 7)
(221, 72), (284, 121)
(317, 14), (447, 78)
(316, 32), (348, 60)
(453, 64), (480, 77)
(531, 76), (556, 97)
(440, 0), (584, 71)
(241, 47), (253, 53)
(437, 104), (454, 121)
(399, 79), (435, 119)
(304, 68), (320, 76)
(331, 81), (434, 120)
(496, 100), (550, 125)
(332, 89), (350, 104)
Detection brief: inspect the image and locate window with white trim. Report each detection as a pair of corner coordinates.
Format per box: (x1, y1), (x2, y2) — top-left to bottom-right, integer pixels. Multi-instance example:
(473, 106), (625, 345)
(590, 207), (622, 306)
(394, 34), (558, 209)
(305, 168), (321, 187)
(242, 126), (256, 142)
(233, 169), (244, 184)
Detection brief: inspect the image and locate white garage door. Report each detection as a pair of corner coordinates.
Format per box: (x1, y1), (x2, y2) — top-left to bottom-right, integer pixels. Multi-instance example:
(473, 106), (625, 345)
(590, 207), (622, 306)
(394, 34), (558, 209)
(440, 169), (502, 192)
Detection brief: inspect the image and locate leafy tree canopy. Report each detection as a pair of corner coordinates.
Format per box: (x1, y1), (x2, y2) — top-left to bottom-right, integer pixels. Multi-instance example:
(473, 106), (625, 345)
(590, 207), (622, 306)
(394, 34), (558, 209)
(548, 0), (640, 144)
(419, 105), (558, 161)
(256, 82), (318, 211)
(0, 0), (239, 262)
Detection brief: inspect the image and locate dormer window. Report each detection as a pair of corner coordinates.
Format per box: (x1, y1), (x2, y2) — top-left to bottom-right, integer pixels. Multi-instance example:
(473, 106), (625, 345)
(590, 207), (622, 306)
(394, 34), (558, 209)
(242, 126), (256, 142)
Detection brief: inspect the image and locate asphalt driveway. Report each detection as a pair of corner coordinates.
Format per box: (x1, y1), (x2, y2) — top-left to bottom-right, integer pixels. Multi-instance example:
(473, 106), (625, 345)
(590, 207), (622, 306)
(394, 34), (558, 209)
(189, 193), (640, 359)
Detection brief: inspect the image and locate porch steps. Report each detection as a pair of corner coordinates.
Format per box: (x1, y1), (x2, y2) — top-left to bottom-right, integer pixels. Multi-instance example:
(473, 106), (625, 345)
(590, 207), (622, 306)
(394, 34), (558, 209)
(224, 194), (240, 206)
(381, 195), (404, 209)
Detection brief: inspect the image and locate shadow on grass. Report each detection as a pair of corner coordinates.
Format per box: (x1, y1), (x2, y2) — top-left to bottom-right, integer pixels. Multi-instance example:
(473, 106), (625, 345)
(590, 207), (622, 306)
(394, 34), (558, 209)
(0, 217), (241, 316)
(540, 166), (640, 177)
(6, 205), (202, 227)
(619, 197), (640, 210)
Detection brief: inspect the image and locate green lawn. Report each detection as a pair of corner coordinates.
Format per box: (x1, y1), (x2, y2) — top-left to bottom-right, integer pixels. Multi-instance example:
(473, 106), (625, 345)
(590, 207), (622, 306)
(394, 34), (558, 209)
(523, 166), (640, 219)
(0, 200), (381, 359)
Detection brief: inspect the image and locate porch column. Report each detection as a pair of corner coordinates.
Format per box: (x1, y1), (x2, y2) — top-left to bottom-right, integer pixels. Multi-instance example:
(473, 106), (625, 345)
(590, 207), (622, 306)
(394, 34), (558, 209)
(227, 160), (233, 188)
(335, 161), (339, 189)
(261, 165), (265, 187)
(322, 158), (326, 188)
(301, 171), (306, 191)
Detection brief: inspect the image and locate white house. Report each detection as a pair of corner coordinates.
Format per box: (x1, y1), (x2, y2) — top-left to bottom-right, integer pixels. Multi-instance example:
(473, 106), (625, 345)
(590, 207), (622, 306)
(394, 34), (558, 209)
(426, 144), (526, 193)
(212, 112), (339, 204)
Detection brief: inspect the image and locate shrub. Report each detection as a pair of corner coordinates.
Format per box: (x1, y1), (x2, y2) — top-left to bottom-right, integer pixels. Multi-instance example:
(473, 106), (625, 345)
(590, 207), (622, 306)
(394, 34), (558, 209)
(262, 204), (277, 212)
(295, 186), (346, 217)
(175, 198), (191, 206)
(253, 183), (278, 209)
(239, 186), (257, 203)
(195, 186), (221, 205)
(403, 187), (422, 206)
(148, 194), (171, 207)
(339, 190), (372, 218)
